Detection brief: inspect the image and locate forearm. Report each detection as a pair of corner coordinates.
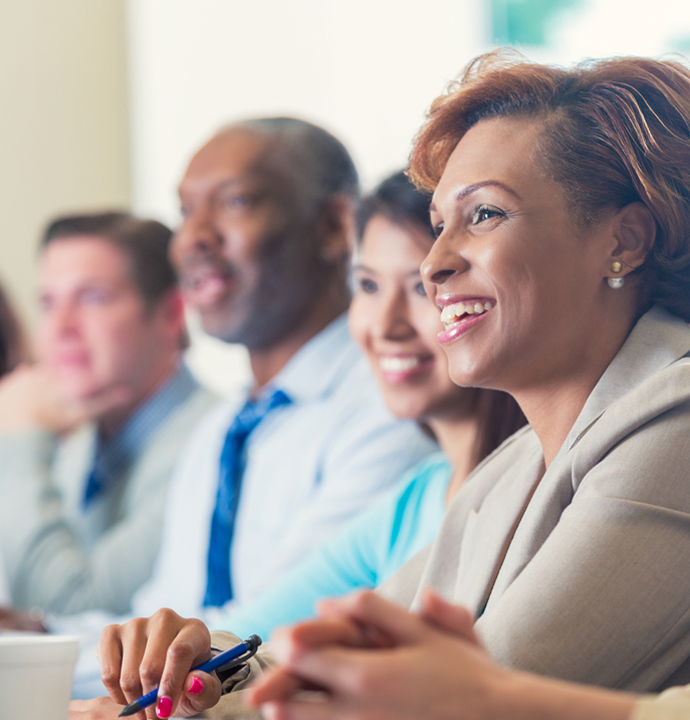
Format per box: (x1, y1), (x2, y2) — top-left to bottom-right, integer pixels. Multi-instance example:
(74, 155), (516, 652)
(494, 670), (636, 720)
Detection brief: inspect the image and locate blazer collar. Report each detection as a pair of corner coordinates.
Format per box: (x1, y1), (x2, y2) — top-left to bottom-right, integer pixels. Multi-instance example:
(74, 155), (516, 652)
(565, 306), (690, 454)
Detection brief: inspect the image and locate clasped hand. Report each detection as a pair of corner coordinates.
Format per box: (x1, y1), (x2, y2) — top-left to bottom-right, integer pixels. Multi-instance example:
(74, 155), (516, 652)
(247, 589), (506, 720)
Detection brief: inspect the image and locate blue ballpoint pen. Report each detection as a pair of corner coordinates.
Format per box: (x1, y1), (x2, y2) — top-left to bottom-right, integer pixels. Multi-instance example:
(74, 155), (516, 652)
(118, 634), (262, 717)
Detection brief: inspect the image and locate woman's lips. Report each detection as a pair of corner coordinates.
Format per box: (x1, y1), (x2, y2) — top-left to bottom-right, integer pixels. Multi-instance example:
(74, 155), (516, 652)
(436, 297), (495, 345)
(439, 299), (494, 325)
(378, 354), (434, 383)
(437, 312), (492, 345)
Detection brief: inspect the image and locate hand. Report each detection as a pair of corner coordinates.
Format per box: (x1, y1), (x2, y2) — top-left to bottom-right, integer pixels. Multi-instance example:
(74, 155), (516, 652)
(69, 696), (128, 720)
(97, 609), (222, 719)
(247, 589), (507, 720)
(0, 605), (47, 632)
(0, 364), (130, 434)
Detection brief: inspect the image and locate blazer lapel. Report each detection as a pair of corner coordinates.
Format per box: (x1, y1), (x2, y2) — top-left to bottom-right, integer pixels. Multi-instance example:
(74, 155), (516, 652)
(454, 441), (545, 616)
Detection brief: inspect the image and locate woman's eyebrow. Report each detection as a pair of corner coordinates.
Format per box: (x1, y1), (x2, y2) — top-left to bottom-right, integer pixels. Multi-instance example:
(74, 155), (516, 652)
(352, 263), (378, 275)
(430, 180), (520, 214)
(455, 180), (521, 201)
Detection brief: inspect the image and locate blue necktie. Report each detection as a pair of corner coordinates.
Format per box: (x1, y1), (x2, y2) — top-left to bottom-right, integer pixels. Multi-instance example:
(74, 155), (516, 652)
(83, 467), (104, 508)
(203, 388), (291, 607)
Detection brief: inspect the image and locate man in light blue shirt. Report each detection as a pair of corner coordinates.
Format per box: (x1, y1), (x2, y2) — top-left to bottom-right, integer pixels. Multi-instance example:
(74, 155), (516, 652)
(135, 117), (435, 617)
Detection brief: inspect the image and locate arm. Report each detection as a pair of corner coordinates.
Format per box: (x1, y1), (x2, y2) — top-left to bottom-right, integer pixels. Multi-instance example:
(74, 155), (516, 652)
(0, 378), (215, 615)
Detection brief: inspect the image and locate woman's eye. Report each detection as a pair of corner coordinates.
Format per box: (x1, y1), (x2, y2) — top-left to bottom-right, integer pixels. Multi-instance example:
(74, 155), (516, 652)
(472, 204), (505, 225)
(357, 278), (378, 294)
(433, 221), (444, 238)
(415, 282), (427, 297)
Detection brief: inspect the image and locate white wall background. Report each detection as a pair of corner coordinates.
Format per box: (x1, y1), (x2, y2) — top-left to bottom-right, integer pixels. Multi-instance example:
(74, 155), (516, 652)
(0, 1), (130, 333)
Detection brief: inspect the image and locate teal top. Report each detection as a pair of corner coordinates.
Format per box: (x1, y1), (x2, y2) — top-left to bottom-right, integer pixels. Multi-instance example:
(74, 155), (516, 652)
(208, 453), (451, 639)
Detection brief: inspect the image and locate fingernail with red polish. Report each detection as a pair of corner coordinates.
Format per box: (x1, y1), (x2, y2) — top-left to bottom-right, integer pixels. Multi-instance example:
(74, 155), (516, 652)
(157, 696), (172, 718)
(188, 676), (204, 695)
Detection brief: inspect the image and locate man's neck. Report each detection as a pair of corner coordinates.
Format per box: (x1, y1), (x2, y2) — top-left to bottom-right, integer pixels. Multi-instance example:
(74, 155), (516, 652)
(98, 354), (181, 438)
(248, 298), (347, 393)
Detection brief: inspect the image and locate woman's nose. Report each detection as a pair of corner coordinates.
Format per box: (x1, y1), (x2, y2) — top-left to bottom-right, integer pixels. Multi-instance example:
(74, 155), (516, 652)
(421, 236), (468, 287)
(376, 291), (415, 341)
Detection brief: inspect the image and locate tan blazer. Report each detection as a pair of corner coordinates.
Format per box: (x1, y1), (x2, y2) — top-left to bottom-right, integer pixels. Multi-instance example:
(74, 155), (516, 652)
(208, 306), (690, 716)
(381, 306), (690, 693)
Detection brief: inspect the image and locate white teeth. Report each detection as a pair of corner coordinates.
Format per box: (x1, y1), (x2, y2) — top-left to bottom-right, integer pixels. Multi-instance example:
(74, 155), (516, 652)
(439, 300), (495, 327)
(379, 356), (420, 373)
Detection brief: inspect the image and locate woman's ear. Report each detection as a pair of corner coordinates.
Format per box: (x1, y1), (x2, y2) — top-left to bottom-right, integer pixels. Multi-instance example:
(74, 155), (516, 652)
(609, 201), (656, 275)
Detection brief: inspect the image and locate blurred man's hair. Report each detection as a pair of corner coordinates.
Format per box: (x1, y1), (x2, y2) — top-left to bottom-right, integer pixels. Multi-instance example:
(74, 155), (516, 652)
(42, 212), (176, 309)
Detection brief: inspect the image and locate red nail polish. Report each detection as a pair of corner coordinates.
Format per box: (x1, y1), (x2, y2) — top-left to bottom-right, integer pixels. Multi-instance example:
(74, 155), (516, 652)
(157, 696), (172, 718)
(188, 676), (204, 695)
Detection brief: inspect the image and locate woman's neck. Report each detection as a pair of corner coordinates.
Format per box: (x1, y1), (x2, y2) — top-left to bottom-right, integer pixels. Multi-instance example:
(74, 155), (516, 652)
(512, 304), (640, 468)
(427, 415), (479, 506)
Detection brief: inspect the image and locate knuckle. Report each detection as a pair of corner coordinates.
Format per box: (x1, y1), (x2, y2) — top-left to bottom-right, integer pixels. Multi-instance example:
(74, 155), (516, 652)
(119, 670), (141, 695)
(139, 661), (163, 687)
(167, 638), (195, 663)
(154, 607), (181, 625)
(100, 667), (120, 692)
(348, 666), (378, 698)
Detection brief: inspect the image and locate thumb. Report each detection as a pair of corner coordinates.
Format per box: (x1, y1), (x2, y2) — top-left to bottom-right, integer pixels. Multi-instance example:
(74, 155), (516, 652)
(419, 589), (479, 646)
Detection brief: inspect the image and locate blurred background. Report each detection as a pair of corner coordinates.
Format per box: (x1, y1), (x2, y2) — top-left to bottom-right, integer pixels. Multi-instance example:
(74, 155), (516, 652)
(2, 0), (689, 395)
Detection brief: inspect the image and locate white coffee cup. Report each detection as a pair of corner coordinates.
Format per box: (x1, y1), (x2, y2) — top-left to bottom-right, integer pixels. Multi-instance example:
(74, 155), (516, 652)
(0, 634), (79, 720)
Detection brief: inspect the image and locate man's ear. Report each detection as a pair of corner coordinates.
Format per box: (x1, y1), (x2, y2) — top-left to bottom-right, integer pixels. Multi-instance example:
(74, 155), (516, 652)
(317, 195), (357, 264)
(154, 289), (187, 347)
(608, 201), (656, 276)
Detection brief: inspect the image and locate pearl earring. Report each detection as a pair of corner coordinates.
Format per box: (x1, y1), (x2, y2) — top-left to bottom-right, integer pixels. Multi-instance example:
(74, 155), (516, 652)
(608, 259), (624, 289)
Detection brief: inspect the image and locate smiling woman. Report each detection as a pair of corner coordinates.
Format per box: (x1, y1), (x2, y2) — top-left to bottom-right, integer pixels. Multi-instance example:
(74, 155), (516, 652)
(239, 50), (690, 720)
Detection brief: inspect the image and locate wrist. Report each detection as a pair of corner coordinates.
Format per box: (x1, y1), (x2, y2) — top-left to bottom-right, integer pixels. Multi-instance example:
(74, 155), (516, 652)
(493, 669), (637, 720)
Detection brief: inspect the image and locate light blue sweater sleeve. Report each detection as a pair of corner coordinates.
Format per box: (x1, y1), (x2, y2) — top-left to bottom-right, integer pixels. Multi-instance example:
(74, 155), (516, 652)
(208, 453), (451, 640)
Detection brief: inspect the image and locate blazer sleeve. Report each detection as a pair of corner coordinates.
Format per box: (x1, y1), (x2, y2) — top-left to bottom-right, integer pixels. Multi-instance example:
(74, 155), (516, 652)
(475, 401), (690, 692)
(632, 686), (690, 720)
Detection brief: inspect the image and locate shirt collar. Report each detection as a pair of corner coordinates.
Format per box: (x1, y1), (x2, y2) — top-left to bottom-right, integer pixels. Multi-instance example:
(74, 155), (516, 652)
(93, 363), (199, 481)
(566, 305), (690, 450)
(260, 314), (360, 404)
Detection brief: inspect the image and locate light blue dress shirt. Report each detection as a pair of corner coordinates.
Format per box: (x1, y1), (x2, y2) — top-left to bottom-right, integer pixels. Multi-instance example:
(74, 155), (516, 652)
(208, 453), (451, 640)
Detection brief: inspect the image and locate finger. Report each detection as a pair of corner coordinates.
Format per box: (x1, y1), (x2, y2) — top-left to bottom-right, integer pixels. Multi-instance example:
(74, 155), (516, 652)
(174, 670), (222, 716)
(271, 638), (386, 701)
(262, 699), (342, 720)
(98, 624), (128, 705)
(317, 591), (424, 646)
(117, 619), (151, 708)
(155, 616), (212, 718)
(246, 668), (310, 706)
(419, 589), (478, 644)
(272, 616), (369, 659)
